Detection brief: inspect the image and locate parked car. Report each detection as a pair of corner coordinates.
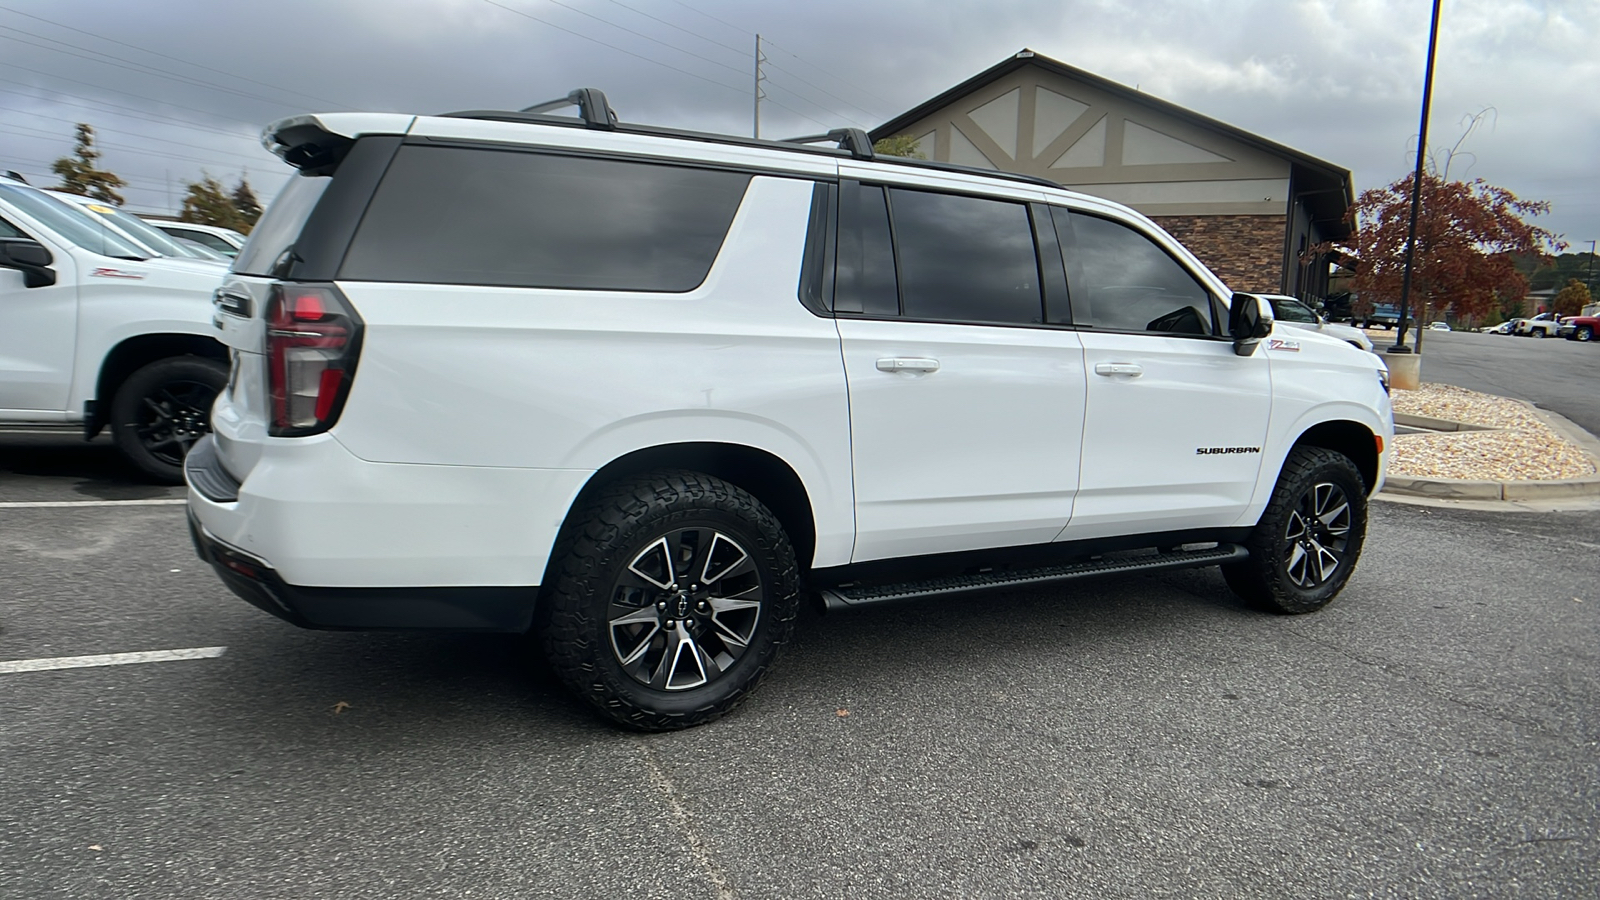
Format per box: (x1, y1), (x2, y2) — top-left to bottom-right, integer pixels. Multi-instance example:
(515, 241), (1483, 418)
(1480, 321), (1515, 334)
(1515, 312), (1560, 338)
(1361, 303), (1413, 330)
(1262, 294), (1376, 354)
(1427, 321), (1450, 331)
(0, 175), (228, 481)
(151, 221), (246, 258)
(1560, 314), (1598, 342)
(187, 89), (1393, 731)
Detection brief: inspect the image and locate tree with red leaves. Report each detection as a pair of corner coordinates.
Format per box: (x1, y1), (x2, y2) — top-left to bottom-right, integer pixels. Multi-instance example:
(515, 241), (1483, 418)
(1339, 172), (1562, 330)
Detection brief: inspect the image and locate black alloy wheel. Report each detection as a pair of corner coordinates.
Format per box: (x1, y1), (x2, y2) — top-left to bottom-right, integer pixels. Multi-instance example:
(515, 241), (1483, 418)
(110, 356), (229, 483)
(1223, 446), (1367, 614)
(1281, 482), (1352, 590)
(540, 470), (800, 730)
(608, 527), (764, 691)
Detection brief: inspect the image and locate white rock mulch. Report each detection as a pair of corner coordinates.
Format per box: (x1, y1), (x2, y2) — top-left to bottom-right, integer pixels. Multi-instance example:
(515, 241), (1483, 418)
(1388, 383), (1596, 481)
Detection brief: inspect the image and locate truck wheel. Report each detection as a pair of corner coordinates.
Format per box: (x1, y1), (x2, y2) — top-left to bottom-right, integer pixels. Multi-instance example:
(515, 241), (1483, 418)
(110, 356), (228, 484)
(1578, 326), (1594, 342)
(1532, 329), (1545, 338)
(540, 470), (800, 731)
(1222, 446), (1367, 615)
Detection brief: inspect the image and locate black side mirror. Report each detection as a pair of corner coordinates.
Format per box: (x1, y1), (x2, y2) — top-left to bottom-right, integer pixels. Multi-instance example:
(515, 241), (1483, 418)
(1228, 292), (1273, 356)
(0, 238), (56, 288)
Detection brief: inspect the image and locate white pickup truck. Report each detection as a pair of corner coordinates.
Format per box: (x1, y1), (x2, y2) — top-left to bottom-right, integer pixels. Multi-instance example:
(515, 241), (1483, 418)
(0, 175), (227, 482)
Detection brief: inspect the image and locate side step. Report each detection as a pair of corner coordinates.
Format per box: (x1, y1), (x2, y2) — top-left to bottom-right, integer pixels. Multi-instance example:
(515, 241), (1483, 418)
(819, 544), (1248, 611)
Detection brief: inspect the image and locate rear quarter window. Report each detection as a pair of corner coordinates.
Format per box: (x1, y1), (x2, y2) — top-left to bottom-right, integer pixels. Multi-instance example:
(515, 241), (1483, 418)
(338, 145), (751, 292)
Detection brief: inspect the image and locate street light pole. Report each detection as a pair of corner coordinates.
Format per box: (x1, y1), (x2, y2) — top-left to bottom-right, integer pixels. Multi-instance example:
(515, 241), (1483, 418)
(1393, 0), (1443, 354)
(1587, 240), (1596, 296)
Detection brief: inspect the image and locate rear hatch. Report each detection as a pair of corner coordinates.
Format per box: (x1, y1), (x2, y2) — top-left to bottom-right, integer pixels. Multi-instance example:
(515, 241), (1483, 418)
(209, 117), (411, 481)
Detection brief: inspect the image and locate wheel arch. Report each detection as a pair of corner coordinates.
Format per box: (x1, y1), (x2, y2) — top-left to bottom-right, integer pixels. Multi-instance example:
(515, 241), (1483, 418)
(1292, 419), (1379, 492)
(555, 442), (818, 576)
(89, 333), (227, 437)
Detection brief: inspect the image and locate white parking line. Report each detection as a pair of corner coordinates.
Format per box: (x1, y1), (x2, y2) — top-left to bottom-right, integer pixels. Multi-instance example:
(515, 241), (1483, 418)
(0, 498), (187, 508)
(0, 646), (226, 674)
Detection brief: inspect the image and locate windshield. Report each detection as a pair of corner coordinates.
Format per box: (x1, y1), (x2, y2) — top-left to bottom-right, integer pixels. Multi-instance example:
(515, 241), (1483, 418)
(73, 202), (191, 258)
(1269, 297), (1319, 323)
(0, 183), (146, 259)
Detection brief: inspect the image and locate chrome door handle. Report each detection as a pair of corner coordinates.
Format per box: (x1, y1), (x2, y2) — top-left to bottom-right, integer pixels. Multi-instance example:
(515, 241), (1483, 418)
(876, 357), (940, 373)
(1094, 362), (1143, 377)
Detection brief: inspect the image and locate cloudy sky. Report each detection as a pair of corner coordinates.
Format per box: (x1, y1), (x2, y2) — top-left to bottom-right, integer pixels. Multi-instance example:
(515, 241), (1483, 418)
(1, 0), (1594, 245)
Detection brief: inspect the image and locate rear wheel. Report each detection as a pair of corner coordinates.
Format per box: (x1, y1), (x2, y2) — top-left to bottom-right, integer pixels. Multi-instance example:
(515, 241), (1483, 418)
(1533, 329), (1546, 338)
(1223, 446), (1367, 614)
(110, 356), (228, 484)
(540, 470), (800, 731)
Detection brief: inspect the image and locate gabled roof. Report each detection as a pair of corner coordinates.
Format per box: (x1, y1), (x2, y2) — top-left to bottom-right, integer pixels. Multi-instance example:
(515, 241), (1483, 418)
(870, 50), (1353, 239)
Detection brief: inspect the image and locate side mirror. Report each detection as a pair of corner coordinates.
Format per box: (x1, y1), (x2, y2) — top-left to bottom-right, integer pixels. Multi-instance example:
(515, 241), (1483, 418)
(1228, 292), (1273, 356)
(0, 238), (56, 288)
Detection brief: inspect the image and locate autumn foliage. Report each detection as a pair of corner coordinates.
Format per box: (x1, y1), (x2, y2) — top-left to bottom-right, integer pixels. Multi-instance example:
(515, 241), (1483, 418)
(1339, 173), (1562, 322)
(1552, 279), (1591, 317)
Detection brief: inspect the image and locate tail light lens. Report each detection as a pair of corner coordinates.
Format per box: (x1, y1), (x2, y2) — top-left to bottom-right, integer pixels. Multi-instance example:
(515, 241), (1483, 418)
(265, 283), (362, 436)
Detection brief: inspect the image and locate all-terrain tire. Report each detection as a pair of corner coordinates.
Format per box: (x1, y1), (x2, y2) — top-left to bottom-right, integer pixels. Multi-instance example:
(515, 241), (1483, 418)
(1222, 446), (1368, 615)
(539, 470), (800, 731)
(110, 356), (228, 484)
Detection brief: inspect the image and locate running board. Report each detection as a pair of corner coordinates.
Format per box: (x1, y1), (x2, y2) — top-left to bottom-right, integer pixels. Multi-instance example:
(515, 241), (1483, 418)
(819, 544), (1249, 611)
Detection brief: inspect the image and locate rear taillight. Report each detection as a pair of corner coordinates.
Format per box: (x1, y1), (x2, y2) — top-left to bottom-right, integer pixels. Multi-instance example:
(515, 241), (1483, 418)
(265, 283), (362, 436)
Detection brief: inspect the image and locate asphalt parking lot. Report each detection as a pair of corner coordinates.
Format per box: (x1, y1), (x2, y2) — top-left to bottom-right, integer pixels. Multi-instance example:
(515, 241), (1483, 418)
(2, 438), (1597, 898)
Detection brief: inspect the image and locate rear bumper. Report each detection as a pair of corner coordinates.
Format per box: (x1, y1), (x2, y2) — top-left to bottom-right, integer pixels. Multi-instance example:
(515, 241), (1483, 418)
(187, 510), (538, 632)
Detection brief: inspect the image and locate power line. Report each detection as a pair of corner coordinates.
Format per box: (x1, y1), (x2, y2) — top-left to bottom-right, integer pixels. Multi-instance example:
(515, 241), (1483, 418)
(0, 61), (269, 131)
(0, 28), (305, 111)
(0, 84), (259, 144)
(597, 0), (747, 56)
(654, 0), (896, 116)
(0, 4), (352, 109)
(536, 0), (749, 79)
(477, 0), (746, 96)
(0, 123), (272, 170)
(0, 107), (272, 166)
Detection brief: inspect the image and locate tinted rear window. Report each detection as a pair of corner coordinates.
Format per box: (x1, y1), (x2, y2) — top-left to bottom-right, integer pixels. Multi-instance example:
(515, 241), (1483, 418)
(338, 145), (751, 292)
(233, 173), (330, 276)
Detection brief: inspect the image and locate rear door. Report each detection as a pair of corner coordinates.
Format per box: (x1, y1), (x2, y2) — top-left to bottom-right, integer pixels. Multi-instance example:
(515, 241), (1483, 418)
(833, 178), (1087, 562)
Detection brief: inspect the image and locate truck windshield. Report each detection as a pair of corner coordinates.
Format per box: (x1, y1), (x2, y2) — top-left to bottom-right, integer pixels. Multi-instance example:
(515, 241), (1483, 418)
(0, 183), (147, 259)
(71, 201), (191, 258)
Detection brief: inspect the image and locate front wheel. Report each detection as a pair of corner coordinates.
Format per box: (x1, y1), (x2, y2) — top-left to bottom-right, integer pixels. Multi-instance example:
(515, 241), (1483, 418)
(110, 356), (228, 484)
(1576, 326), (1593, 342)
(1223, 446), (1368, 614)
(540, 471), (801, 731)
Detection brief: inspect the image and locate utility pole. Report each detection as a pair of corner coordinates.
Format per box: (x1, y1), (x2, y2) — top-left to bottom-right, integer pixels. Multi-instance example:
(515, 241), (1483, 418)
(752, 34), (766, 139)
(1393, 0), (1442, 354)
(1586, 239), (1596, 296)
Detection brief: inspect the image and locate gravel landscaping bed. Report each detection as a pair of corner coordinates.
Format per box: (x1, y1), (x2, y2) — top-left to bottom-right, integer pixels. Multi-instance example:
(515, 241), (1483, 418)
(1388, 382), (1596, 481)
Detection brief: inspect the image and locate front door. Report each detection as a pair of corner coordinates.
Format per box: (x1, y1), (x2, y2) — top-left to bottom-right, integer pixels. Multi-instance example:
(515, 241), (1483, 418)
(0, 215), (78, 414)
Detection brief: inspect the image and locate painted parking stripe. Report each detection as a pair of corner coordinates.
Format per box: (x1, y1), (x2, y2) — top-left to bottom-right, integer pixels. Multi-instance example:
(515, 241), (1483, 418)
(0, 498), (187, 509)
(0, 646), (226, 674)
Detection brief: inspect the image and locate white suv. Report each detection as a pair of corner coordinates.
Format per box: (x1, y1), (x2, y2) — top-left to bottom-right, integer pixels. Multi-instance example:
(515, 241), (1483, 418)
(187, 90), (1392, 730)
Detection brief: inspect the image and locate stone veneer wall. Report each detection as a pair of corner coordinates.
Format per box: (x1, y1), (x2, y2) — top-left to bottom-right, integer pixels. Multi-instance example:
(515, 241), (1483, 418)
(1150, 214), (1286, 294)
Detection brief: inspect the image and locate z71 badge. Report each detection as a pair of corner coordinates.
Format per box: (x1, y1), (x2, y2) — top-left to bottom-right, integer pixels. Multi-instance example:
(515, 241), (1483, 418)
(1267, 338), (1300, 352)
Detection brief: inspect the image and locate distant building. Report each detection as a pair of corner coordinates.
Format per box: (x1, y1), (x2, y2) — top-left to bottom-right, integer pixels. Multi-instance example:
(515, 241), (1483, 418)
(870, 50), (1353, 299)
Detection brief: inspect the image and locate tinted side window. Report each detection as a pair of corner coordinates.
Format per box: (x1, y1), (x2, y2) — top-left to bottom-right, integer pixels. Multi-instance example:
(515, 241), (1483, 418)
(339, 146), (750, 292)
(834, 182), (898, 316)
(0, 216), (24, 239)
(889, 188), (1041, 325)
(1062, 212), (1213, 335)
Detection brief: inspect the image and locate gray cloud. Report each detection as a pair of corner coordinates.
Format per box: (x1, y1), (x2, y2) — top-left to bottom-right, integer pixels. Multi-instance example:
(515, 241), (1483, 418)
(1, 0), (1593, 244)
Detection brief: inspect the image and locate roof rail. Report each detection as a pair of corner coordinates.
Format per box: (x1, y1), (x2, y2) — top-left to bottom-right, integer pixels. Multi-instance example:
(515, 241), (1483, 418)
(520, 88), (618, 130)
(780, 128), (875, 160)
(440, 87), (618, 131)
(434, 88), (1067, 191)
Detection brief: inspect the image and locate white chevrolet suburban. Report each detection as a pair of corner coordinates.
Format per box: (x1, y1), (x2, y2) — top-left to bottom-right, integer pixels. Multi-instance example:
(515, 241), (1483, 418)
(0, 175), (229, 481)
(186, 90), (1393, 730)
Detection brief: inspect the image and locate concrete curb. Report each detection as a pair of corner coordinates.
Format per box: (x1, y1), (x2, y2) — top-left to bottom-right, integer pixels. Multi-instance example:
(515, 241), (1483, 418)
(1381, 401), (1600, 502)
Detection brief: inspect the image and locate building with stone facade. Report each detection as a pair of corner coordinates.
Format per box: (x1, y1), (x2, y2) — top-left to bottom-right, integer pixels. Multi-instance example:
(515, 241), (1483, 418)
(869, 50), (1353, 299)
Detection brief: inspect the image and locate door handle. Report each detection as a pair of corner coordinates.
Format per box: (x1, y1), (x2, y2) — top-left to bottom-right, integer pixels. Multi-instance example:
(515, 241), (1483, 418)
(1094, 362), (1143, 377)
(877, 357), (940, 373)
